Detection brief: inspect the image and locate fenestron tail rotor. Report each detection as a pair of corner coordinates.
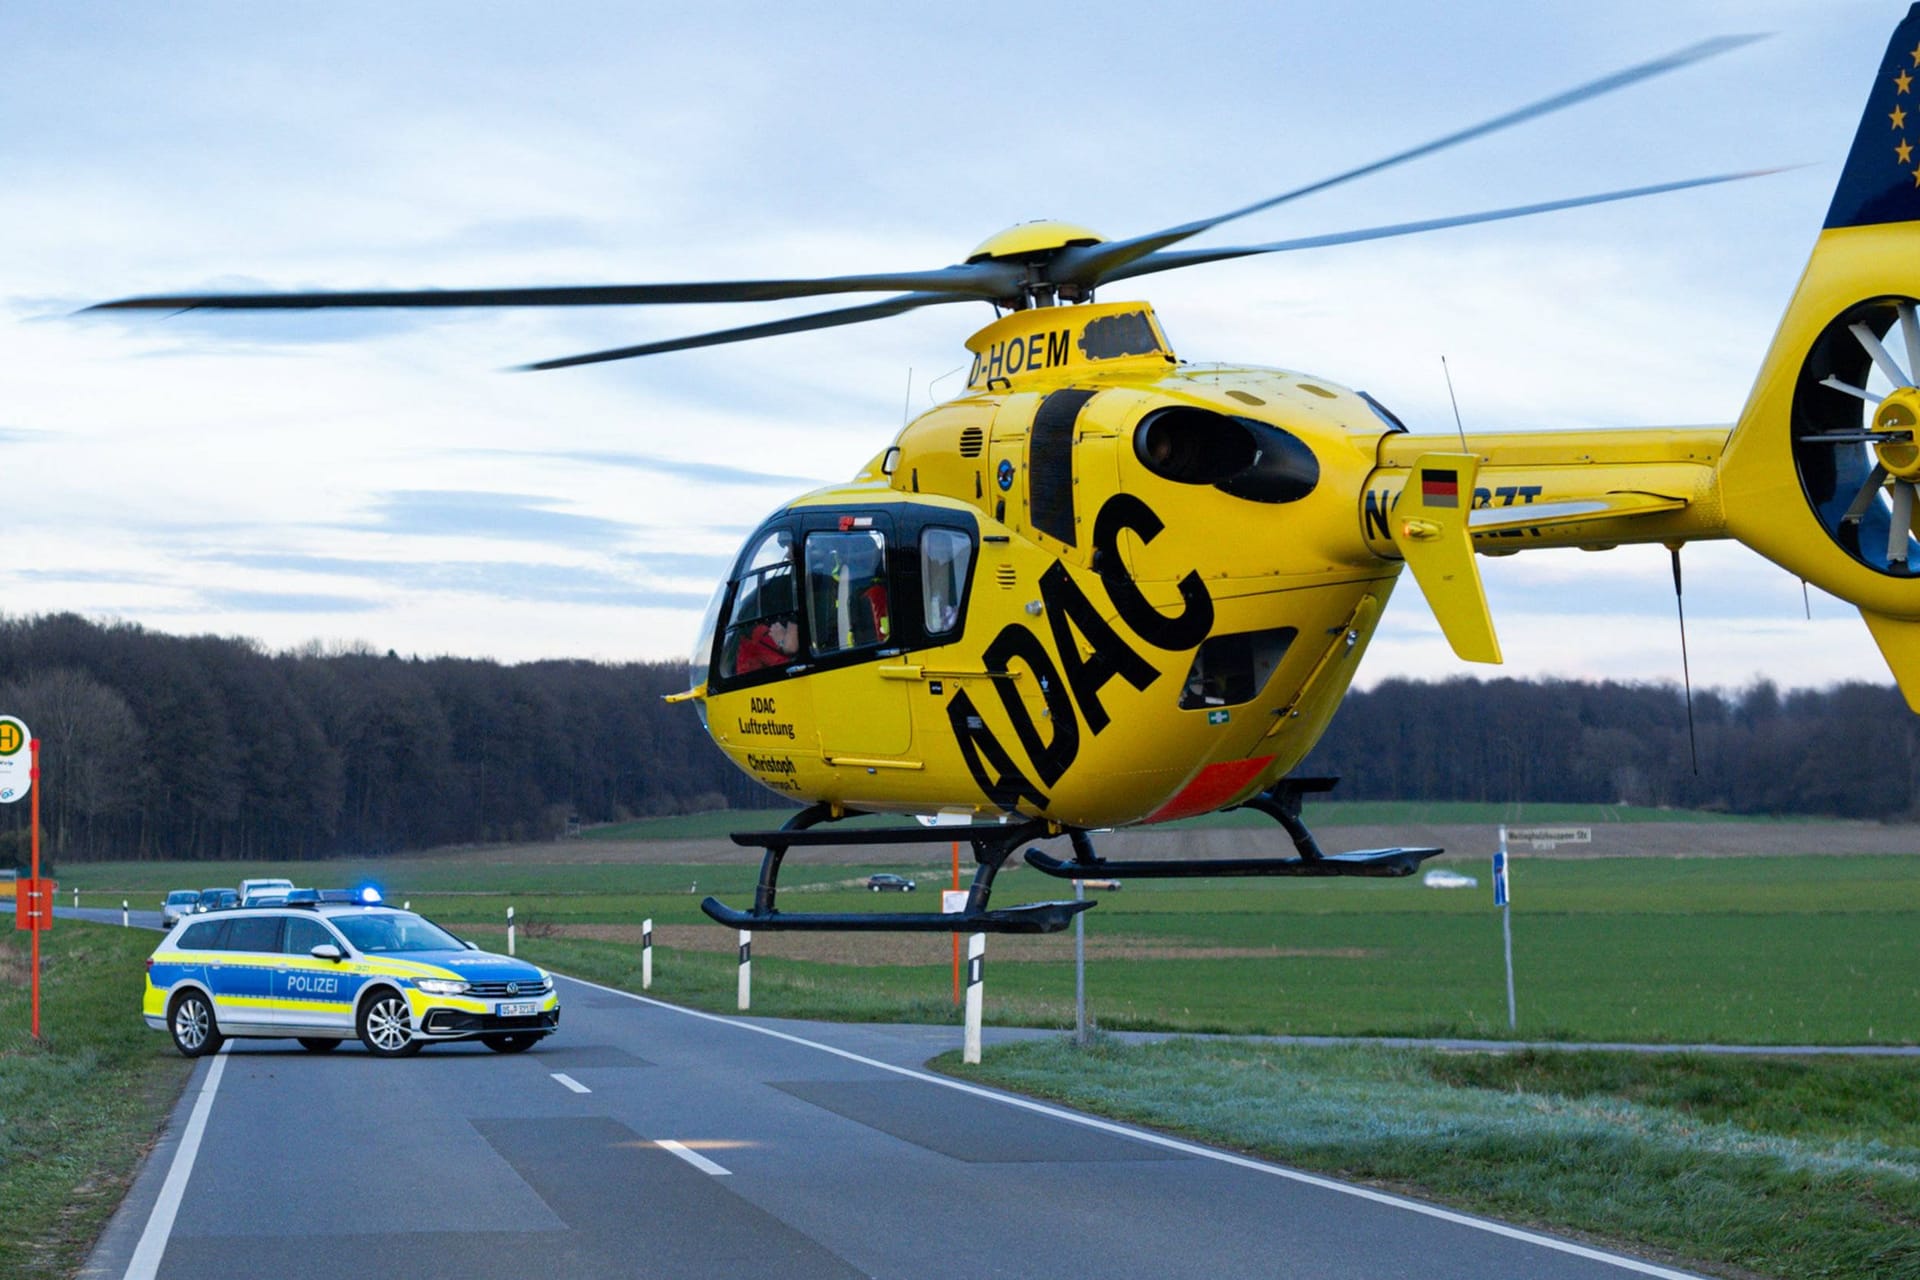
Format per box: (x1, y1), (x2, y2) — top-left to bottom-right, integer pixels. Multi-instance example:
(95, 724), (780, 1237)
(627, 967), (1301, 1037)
(1794, 297), (1920, 573)
(85, 33), (1768, 370)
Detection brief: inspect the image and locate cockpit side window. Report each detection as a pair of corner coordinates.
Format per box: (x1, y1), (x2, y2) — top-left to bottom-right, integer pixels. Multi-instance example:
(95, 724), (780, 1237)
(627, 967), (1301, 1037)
(719, 529), (800, 680)
(920, 527), (972, 639)
(805, 531), (891, 656)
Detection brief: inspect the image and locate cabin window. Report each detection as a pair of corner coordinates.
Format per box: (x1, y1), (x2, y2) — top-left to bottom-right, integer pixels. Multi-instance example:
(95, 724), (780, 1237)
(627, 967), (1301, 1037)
(921, 527), (972, 638)
(805, 530), (891, 656)
(1178, 626), (1297, 709)
(718, 529), (800, 679)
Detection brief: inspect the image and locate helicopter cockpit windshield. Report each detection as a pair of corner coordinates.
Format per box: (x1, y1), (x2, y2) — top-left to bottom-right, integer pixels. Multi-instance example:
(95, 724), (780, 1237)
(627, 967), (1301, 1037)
(703, 505), (980, 693)
(714, 528), (799, 683)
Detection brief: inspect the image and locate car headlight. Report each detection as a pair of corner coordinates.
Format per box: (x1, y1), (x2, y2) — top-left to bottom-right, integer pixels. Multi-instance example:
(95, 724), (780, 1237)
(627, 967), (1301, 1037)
(413, 977), (470, 996)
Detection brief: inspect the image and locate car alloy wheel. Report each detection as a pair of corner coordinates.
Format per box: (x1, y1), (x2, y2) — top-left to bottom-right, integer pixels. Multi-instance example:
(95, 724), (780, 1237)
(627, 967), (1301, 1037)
(170, 992), (223, 1058)
(358, 991), (422, 1057)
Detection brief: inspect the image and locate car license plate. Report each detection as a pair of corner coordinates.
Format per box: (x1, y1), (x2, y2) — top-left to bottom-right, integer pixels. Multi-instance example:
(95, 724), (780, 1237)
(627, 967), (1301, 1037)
(497, 1001), (537, 1017)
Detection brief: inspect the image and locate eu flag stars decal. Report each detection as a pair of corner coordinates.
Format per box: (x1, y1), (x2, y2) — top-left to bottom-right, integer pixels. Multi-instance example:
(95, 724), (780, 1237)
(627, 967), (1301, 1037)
(1826, 4), (1920, 228)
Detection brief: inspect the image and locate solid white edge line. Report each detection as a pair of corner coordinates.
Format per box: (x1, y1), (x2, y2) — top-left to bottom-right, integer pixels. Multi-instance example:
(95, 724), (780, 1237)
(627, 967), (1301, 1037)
(557, 974), (1707, 1280)
(123, 1045), (229, 1280)
(550, 1072), (591, 1094)
(656, 1138), (731, 1176)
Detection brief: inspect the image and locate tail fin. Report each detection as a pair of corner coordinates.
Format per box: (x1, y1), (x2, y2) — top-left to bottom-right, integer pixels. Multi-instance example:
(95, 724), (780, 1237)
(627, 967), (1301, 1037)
(1720, 3), (1920, 710)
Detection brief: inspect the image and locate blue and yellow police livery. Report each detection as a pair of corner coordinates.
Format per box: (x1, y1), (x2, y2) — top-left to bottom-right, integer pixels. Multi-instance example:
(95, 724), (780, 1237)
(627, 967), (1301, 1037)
(143, 897), (560, 1057)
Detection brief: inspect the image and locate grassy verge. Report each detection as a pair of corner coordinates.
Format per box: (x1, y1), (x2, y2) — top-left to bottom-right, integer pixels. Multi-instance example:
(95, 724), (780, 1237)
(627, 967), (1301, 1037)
(0, 924), (192, 1280)
(945, 1037), (1920, 1280)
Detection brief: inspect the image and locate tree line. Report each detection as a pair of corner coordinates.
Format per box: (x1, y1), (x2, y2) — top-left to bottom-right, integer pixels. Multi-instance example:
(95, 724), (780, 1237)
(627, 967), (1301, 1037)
(0, 612), (1912, 865)
(0, 613), (768, 865)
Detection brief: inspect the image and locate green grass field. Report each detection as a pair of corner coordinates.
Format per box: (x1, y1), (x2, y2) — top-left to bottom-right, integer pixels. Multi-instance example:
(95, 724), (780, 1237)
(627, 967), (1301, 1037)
(56, 847), (1920, 1044)
(571, 800), (1791, 842)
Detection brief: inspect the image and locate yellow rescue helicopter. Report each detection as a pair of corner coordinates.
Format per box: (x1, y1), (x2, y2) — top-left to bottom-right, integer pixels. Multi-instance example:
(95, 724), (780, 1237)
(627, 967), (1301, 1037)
(94, 9), (1920, 935)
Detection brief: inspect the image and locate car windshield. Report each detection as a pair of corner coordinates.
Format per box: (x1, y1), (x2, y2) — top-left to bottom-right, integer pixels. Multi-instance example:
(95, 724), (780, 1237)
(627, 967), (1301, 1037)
(166, 892), (199, 904)
(329, 912), (466, 954)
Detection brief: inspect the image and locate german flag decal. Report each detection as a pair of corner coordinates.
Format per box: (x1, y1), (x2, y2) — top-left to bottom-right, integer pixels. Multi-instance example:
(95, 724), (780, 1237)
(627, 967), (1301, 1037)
(1421, 468), (1460, 508)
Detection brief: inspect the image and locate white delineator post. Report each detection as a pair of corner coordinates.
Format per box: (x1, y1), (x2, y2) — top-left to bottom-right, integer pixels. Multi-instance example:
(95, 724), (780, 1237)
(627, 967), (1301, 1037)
(737, 930), (751, 1011)
(507, 905), (516, 957)
(642, 918), (654, 990)
(72, 887), (78, 909)
(963, 932), (986, 1064)
(1495, 826), (1516, 1030)
(1073, 879), (1087, 1045)
(122, 899), (129, 927)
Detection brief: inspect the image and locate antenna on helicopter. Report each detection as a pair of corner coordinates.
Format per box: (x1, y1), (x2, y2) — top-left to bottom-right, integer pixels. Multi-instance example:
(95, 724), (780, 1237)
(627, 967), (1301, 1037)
(1441, 356), (1470, 455)
(1668, 544), (1700, 776)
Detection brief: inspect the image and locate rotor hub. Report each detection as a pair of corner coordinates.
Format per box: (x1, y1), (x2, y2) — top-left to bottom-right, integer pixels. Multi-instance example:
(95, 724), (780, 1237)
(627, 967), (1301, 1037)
(1871, 388), (1920, 480)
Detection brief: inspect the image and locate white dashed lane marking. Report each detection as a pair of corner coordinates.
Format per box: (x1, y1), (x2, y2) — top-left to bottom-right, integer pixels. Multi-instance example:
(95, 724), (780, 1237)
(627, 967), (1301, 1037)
(656, 1139), (731, 1176)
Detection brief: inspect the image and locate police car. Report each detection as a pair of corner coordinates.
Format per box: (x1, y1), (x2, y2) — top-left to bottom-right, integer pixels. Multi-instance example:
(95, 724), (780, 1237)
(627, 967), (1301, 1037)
(143, 892), (560, 1058)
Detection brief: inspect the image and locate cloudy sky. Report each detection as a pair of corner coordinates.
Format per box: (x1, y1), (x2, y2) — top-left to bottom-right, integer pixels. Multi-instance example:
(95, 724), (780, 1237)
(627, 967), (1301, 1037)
(0, 1), (1906, 696)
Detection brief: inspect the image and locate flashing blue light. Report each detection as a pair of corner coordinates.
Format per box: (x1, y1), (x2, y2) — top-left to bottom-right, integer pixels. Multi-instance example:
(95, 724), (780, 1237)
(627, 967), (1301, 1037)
(354, 882), (384, 905)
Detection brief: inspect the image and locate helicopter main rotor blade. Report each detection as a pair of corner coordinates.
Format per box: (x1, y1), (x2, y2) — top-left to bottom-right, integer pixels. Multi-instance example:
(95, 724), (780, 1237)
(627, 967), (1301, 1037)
(1050, 33), (1763, 290)
(1098, 169), (1785, 284)
(517, 291), (964, 370)
(86, 263), (1024, 314)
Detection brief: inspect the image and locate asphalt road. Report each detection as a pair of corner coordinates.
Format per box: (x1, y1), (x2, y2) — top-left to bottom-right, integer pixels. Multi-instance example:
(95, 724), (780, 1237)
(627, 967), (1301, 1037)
(84, 975), (1712, 1280)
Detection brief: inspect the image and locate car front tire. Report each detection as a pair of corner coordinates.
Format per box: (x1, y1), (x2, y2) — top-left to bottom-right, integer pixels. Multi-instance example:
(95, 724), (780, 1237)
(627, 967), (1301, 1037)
(169, 991), (224, 1058)
(357, 990), (422, 1057)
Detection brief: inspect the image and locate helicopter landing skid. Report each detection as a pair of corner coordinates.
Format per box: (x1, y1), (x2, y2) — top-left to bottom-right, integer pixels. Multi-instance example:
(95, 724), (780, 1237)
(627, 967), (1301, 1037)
(1022, 777), (1443, 881)
(700, 804), (1095, 935)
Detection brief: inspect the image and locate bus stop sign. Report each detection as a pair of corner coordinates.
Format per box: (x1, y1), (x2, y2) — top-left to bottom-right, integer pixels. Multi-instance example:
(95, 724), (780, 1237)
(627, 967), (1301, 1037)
(0, 716), (29, 804)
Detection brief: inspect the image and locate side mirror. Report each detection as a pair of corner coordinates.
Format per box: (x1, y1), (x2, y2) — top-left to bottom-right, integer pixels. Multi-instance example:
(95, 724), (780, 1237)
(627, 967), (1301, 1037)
(463, 939), (479, 950)
(310, 944), (343, 962)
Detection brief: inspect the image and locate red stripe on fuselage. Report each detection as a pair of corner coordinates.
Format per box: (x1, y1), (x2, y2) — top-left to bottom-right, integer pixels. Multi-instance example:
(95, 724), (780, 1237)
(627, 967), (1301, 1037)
(1143, 755), (1275, 824)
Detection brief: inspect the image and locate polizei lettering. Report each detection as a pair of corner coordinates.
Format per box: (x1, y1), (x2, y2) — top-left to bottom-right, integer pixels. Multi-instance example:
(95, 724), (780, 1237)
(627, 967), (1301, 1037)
(949, 492), (1214, 811)
(968, 327), (1071, 387)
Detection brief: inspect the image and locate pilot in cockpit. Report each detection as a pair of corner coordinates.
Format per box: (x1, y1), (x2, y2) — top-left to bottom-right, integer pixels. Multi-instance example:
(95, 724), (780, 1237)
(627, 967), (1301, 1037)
(735, 615), (799, 673)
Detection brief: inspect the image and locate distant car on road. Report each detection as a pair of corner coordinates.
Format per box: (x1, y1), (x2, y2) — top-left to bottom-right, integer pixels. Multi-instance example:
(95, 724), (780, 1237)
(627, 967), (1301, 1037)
(194, 887), (239, 913)
(1422, 868), (1479, 889)
(238, 877), (295, 902)
(1077, 878), (1123, 890)
(161, 890), (201, 927)
(867, 873), (916, 892)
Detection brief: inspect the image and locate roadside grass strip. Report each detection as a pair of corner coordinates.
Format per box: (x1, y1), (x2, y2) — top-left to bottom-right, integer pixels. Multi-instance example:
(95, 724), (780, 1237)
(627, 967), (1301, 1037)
(948, 1036), (1920, 1280)
(0, 926), (193, 1280)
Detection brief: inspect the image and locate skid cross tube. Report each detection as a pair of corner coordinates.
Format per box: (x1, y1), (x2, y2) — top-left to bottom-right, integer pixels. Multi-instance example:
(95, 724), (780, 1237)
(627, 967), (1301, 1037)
(1022, 778), (1444, 881)
(702, 809), (1095, 934)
